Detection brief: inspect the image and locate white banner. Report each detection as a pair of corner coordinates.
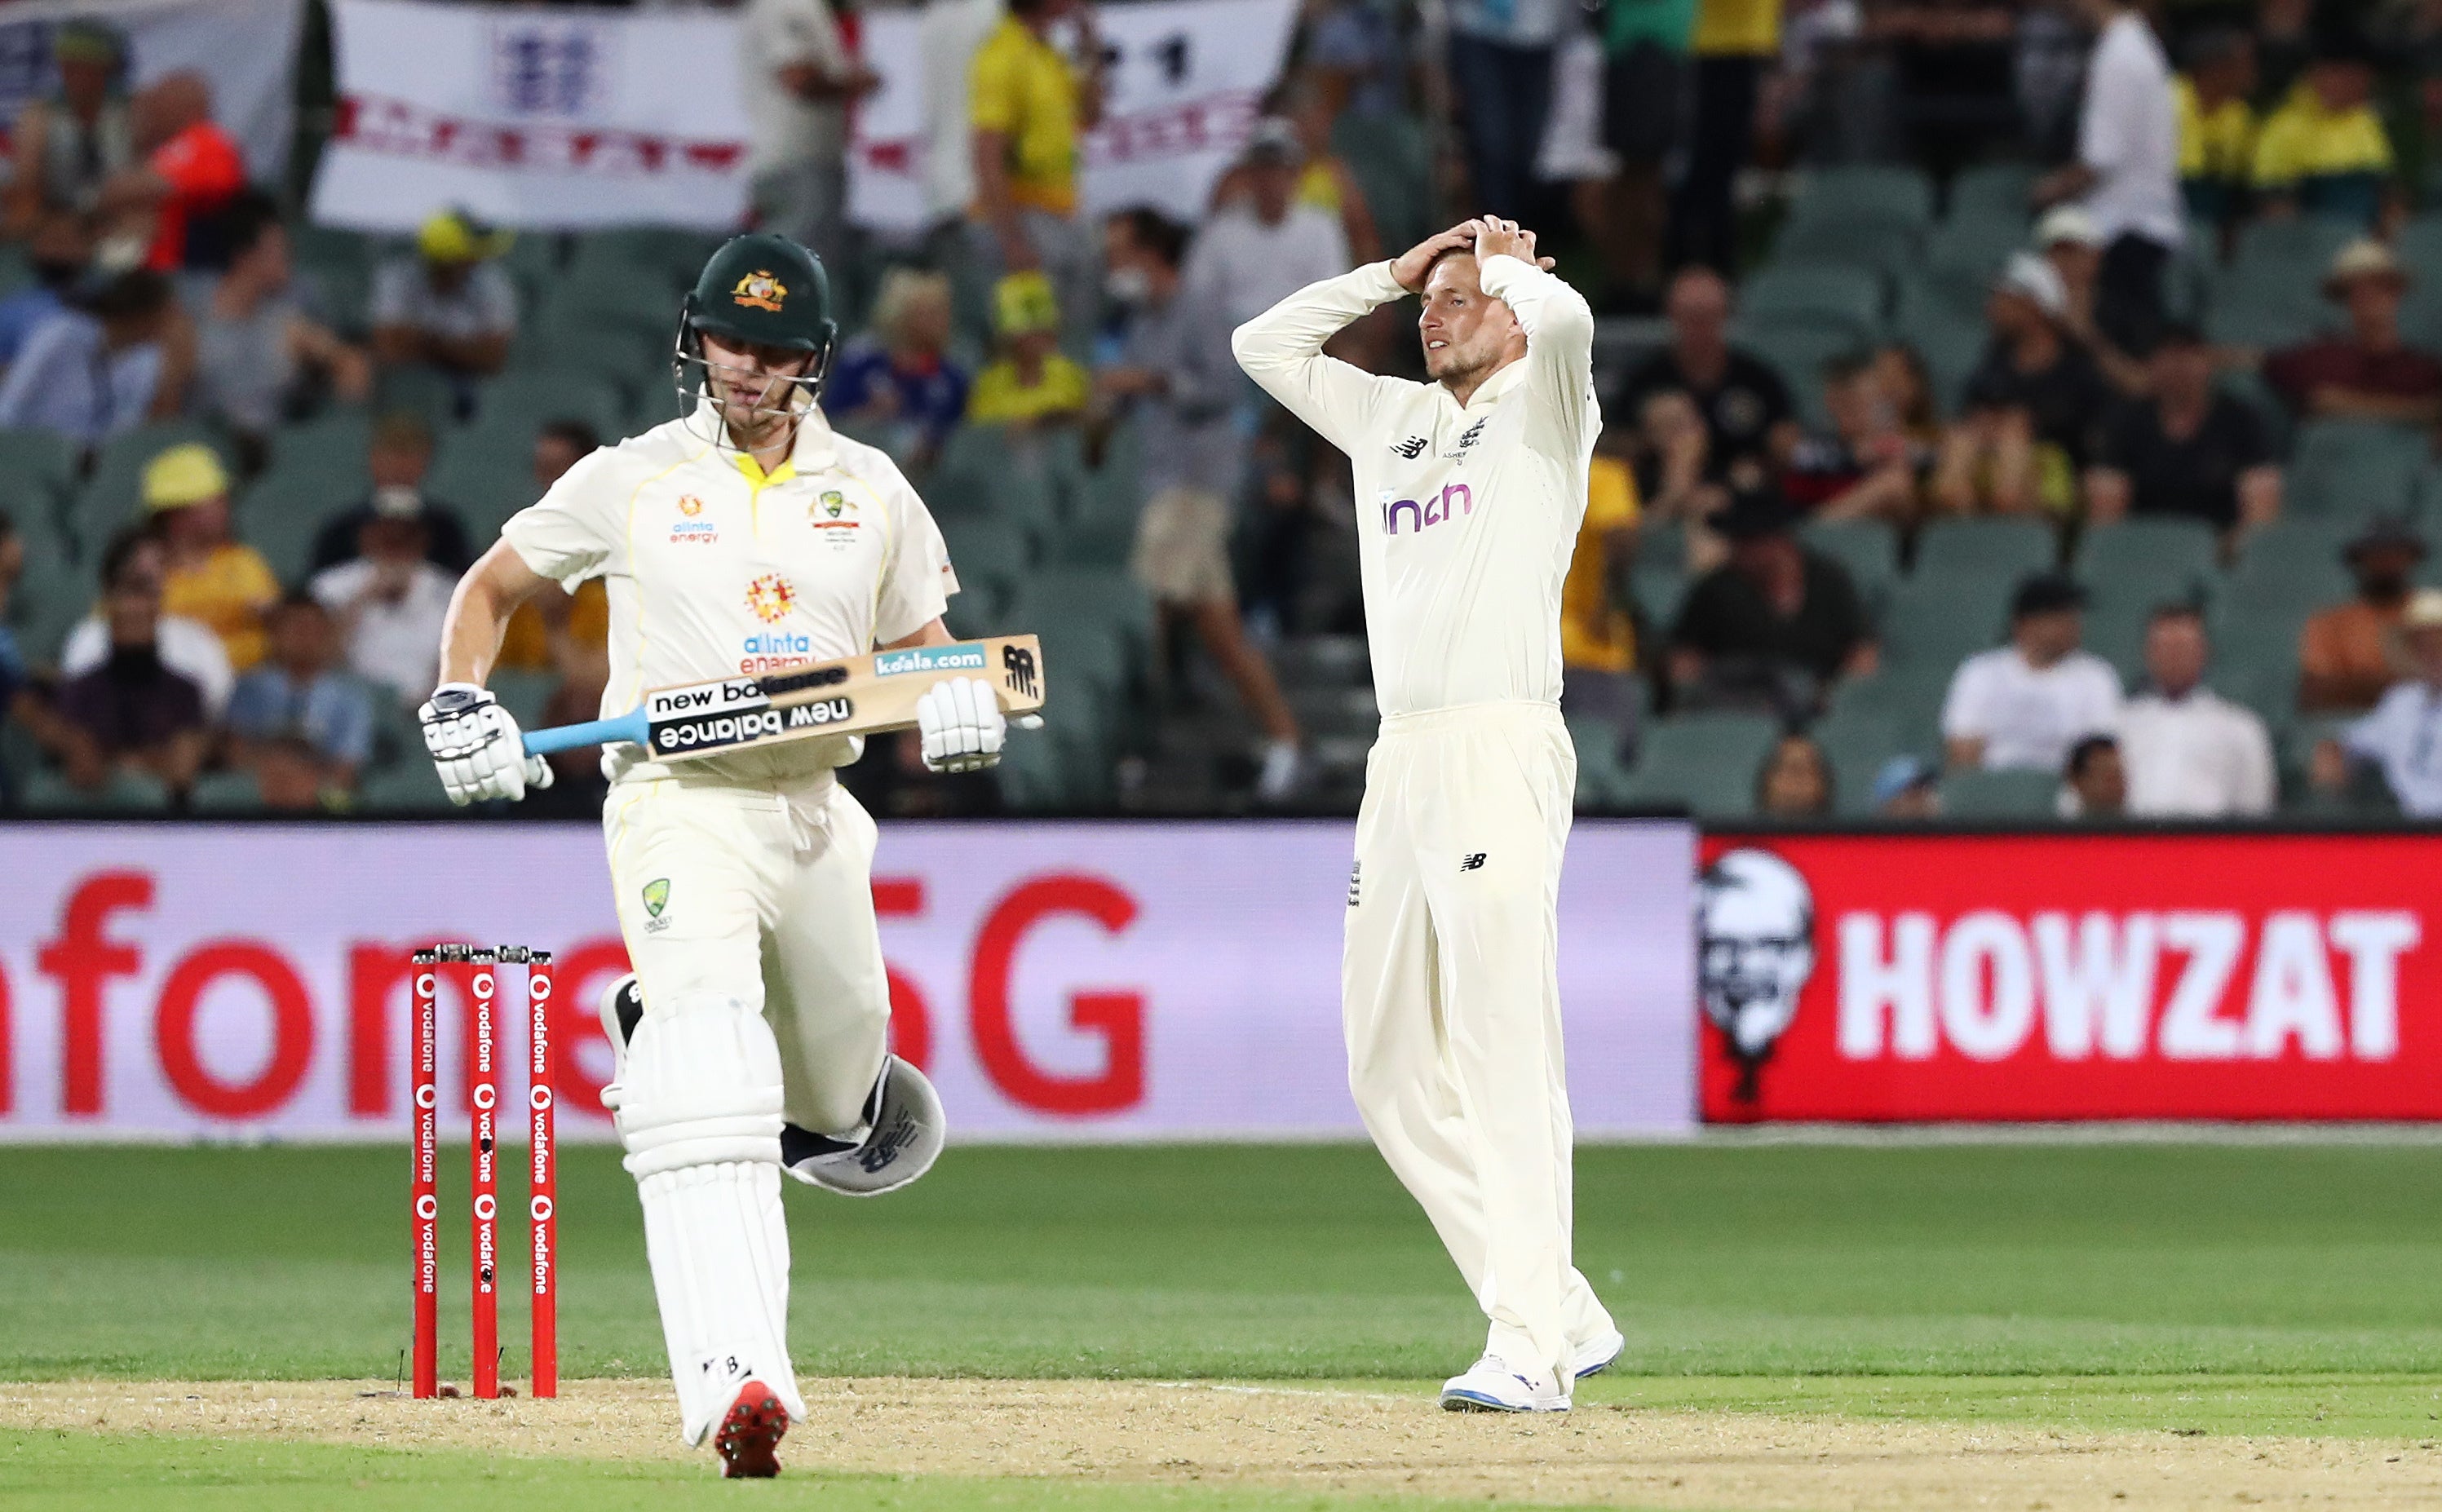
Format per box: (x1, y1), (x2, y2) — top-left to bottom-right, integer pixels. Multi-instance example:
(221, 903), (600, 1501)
(0, 820), (1696, 1142)
(0, 0), (303, 181)
(310, 0), (751, 233)
(849, 0), (1299, 236)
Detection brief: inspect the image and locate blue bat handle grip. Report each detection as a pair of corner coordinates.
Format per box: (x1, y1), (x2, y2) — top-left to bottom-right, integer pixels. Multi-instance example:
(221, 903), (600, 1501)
(522, 706), (650, 756)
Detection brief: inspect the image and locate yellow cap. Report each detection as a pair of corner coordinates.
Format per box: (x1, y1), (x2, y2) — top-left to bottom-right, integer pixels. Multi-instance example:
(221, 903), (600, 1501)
(992, 272), (1060, 337)
(417, 208), (513, 265)
(141, 444), (229, 511)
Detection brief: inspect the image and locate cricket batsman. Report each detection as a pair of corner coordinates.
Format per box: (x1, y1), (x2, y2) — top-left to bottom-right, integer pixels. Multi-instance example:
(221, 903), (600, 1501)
(1232, 219), (1623, 1413)
(421, 233), (1002, 1475)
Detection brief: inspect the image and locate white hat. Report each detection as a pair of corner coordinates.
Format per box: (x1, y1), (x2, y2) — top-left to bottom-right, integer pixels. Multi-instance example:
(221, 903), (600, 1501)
(1996, 251), (2068, 319)
(2033, 205), (2104, 250)
(2404, 587), (2442, 631)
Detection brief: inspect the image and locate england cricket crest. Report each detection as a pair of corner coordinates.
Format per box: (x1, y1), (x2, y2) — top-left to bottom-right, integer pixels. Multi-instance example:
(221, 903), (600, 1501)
(1697, 849), (1816, 1104)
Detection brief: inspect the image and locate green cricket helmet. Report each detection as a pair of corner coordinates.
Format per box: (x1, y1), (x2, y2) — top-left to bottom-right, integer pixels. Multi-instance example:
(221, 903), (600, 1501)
(672, 232), (839, 417)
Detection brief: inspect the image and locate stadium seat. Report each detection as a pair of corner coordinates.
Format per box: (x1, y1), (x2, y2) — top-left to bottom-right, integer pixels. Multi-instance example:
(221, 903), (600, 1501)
(2229, 216), (2360, 280)
(1769, 214), (1918, 276)
(1629, 561), (1688, 631)
(2230, 516), (2361, 601)
(267, 409), (374, 490)
(2073, 517), (2219, 614)
(1940, 766), (2057, 818)
(2286, 443), (2422, 522)
(6, 528), (94, 662)
(356, 757), (458, 815)
(425, 431), (541, 539)
(18, 766), (173, 814)
(374, 364), (463, 429)
(1736, 321), (1873, 428)
(1788, 165), (1935, 229)
(0, 428), (77, 506)
(473, 370), (626, 444)
(2081, 602), (2152, 683)
(1809, 705), (1902, 816)
(1568, 715), (1636, 810)
(1944, 164), (2039, 223)
(1330, 111), (1431, 250)
(1619, 711), (1781, 816)
(1800, 519), (1900, 609)
(1878, 576), (2010, 675)
(1914, 517), (2056, 580)
(188, 769), (268, 815)
(485, 667), (560, 732)
(939, 515), (1037, 612)
(1736, 265), (1884, 343)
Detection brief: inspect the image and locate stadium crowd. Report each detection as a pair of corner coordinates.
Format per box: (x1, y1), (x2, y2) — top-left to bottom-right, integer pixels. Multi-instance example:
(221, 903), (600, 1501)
(3, 0), (2442, 823)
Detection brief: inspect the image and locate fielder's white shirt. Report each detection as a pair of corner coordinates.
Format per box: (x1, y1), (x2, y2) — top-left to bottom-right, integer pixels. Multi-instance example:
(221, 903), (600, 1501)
(2077, 11), (2183, 247)
(2119, 687), (2276, 816)
(1941, 647), (2124, 774)
(1232, 256), (1598, 717)
(501, 403), (955, 788)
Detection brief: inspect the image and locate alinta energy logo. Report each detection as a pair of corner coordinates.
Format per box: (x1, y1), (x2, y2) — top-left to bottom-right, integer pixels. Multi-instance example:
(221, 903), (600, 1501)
(1697, 849), (1818, 1103)
(745, 573), (797, 623)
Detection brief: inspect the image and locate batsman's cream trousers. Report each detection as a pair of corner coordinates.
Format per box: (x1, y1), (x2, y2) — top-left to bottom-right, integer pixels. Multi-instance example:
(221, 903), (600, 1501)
(605, 774), (891, 1138)
(1344, 701), (1613, 1383)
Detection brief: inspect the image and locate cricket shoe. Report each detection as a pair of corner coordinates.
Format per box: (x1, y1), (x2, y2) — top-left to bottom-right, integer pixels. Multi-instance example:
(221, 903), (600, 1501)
(1572, 1326), (1626, 1380)
(714, 1378), (789, 1478)
(1440, 1355), (1570, 1413)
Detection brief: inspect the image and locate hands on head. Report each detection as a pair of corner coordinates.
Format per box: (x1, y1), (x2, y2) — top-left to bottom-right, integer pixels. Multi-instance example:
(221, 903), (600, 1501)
(1390, 217), (1558, 293)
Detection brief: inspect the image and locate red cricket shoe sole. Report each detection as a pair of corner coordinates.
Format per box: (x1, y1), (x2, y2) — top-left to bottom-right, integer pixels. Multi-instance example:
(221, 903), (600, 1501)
(714, 1379), (789, 1479)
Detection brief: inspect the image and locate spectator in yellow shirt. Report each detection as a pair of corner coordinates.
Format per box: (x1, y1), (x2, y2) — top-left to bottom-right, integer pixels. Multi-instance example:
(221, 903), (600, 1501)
(968, 0), (1105, 346)
(968, 272), (1090, 427)
(2174, 30), (2256, 236)
(2251, 36), (2391, 229)
(143, 443), (278, 670)
(1561, 447), (1644, 760)
(1676, 0), (1780, 270)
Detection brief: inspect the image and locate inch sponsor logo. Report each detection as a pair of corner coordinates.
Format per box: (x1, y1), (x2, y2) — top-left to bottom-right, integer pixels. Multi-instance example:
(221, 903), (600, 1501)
(874, 643), (989, 677)
(1380, 483), (1475, 536)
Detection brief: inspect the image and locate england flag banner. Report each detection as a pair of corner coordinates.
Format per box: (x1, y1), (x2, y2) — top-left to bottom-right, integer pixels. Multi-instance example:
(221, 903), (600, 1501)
(311, 0), (752, 232)
(0, 0), (304, 179)
(848, 0), (1300, 236)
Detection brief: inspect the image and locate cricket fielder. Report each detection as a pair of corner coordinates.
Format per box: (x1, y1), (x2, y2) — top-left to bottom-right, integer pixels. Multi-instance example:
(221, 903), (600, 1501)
(1232, 219), (1622, 1413)
(422, 233), (999, 1475)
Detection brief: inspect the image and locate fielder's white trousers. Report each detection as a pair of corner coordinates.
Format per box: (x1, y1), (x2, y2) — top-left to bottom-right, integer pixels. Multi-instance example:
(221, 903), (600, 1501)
(1343, 701), (1613, 1384)
(604, 773), (893, 1137)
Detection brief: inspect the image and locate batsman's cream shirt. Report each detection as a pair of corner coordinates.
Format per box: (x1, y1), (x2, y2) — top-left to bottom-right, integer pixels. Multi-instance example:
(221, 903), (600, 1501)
(1232, 256), (1599, 717)
(501, 402), (956, 788)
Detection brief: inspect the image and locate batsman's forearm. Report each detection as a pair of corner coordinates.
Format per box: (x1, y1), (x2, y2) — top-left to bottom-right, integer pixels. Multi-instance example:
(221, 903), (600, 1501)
(438, 574), (511, 687)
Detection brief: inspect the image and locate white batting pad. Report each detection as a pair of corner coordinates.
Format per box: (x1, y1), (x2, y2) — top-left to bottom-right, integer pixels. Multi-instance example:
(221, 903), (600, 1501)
(637, 1160), (807, 1442)
(614, 993), (803, 1441)
(615, 993), (785, 1178)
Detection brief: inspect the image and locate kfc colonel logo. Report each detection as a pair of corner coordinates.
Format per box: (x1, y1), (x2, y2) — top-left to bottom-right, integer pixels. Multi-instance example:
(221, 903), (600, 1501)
(1698, 849), (1816, 1103)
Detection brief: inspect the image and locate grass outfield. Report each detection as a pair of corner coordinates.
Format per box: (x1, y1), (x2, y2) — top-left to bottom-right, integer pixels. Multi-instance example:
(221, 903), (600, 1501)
(5, 1141), (2442, 1508)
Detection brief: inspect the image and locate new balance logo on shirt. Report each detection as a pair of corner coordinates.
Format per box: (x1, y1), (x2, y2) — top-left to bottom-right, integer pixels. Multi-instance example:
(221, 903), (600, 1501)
(1460, 853), (1487, 872)
(1391, 436), (1428, 459)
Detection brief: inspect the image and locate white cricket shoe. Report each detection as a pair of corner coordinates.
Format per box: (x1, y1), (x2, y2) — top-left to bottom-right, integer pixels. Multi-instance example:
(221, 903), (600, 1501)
(1572, 1326), (1626, 1380)
(1440, 1355), (1570, 1413)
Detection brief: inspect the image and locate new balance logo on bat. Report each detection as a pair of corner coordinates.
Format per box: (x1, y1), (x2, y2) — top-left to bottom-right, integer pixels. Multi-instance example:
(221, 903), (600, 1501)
(1003, 643), (1038, 699)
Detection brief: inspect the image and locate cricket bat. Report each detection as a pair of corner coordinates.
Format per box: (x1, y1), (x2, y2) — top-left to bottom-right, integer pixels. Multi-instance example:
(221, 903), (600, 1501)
(517, 634), (1045, 763)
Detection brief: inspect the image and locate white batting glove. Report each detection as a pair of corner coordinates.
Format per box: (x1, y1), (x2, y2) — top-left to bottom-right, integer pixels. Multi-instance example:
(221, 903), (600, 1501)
(420, 682), (555, 806)
(916, 677), (1006, 773)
